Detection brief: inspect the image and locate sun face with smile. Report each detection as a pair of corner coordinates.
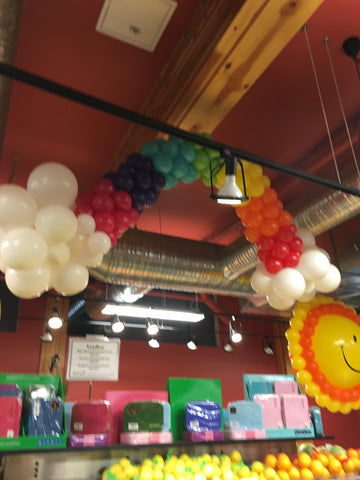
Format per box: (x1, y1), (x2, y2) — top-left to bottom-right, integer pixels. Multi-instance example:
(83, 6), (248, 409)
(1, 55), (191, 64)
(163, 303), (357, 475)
(286, 296), (360, 414)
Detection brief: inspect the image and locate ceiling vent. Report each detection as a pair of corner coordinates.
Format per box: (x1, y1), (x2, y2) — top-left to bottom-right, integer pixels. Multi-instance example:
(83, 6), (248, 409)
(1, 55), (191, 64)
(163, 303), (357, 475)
(96, 0), (177, 52)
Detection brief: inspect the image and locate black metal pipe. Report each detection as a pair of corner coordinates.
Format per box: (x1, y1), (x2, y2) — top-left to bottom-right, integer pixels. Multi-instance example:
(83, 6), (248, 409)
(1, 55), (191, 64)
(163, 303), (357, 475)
(1, 61), (360, 197)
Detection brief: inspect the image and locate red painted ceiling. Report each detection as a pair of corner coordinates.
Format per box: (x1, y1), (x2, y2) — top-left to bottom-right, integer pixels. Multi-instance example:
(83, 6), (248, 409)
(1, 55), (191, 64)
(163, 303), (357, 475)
(1, 0), (360, 248)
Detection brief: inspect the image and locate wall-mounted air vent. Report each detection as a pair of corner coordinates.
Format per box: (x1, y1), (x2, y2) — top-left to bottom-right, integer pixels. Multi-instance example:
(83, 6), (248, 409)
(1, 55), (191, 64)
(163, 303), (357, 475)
(96, 0), (177, 52)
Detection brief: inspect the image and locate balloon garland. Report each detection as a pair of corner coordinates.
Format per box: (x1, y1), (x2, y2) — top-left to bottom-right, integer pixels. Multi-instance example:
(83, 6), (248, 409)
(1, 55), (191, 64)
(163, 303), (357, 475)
(0, 133), (341, 304)
(286, 296), (360, 414)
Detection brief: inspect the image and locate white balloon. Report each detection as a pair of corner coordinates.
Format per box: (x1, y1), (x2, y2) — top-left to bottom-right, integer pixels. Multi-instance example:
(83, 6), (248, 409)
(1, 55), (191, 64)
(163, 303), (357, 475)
(315, 264), (341, 293)
(250, 265), (274, 295)
(297, 289), (316, 303)
(296, 228), (316, 247)
(304, 279), (315, 293)
(88, 232), (111, 255)
(72, 252), (103, 267)
(77, 214), (96, 235)
(35, 205), (77, 245)
(27, 162), (78, 208)
(1, 227), (48, 269)
(0, 184), (38, 229)
(267, 292), (294, 310)
(51, 263), (89, 296)
(273, 268), (306, 301)
(45, 243), (71, 266)
(5, 266), (51, 299)
(67, 232), (87, 254)
(296, 248), (330, 280)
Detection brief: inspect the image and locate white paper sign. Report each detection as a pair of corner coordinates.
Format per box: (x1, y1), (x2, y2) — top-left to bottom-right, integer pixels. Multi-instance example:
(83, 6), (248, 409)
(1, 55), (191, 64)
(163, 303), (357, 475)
(66, 337), (120, 381)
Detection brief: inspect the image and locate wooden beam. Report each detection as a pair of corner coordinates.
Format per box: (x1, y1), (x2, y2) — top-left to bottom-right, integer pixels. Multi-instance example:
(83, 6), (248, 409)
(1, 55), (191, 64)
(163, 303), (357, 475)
(39, 296), (69, 377)
(110, 0), (325, 170)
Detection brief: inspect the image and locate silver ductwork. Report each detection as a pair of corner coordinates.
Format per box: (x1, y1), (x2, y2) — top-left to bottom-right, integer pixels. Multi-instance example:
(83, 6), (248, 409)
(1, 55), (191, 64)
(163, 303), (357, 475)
(0, 0), (24, 155)
(90, 174), (360, 295)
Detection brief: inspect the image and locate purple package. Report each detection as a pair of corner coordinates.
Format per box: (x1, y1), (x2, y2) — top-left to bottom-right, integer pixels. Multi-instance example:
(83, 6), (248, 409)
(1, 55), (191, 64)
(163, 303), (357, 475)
(183, 430), (224, 442)
(0, 384), (23, 400)
(69, 433), (109, 447)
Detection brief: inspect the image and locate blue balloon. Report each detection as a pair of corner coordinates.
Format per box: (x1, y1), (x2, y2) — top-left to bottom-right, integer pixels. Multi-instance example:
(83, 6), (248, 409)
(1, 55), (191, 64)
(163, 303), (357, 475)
(141, 141), (159, 158)
(179, 142), (196, 163)
(172, 156), (189, 179)
(168, 135), (184, 145)
(152, 152), (173, 174)
(160, 138), (179, 158)
(152, 171), (166, 191)
(182, 165), (198, 184)
(163, 172), (179, 190)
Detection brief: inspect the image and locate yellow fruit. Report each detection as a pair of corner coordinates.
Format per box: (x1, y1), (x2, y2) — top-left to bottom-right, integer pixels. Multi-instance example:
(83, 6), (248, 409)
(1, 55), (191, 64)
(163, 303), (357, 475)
(299, 468), (314, 480)
(153, 456), (165, 467)
(230, 451), (242, 464)
(313, 454), (328, 468)
(202, 454), (212, 464)
(125, 465), (138, 480)
(251, 461), (265, 475)
(264, 467), (278, 480)
(164, 474), (176, 480)
(310, 460), (324, 477)
(277, 454), (292, 472)
(193, 473), (206, 480)
(153, 469), (164, 480)
(119, 458), (131, 469)
(264, 455), (278, 470)
(223, 470), (235, 480)
(277, 471), (290, 480)
(211, 456), (221, 466)
(298, 453), (312, 469)
(342, 459), (355, 473)
(202, 464), (214, 479)
(288, 467), (300, 480)
(327, 458), (342, 475)
(238, 466), (251, 479)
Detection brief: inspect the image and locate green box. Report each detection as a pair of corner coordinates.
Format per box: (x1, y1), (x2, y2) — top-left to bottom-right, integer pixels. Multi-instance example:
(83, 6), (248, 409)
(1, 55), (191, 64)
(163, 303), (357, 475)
(166, 377), (223, 441)
(0, 373), (67, 451)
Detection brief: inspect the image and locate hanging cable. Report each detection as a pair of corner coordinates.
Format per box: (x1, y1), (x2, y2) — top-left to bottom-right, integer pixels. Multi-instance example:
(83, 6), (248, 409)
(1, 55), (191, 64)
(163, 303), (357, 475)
(324, 37), (360, 179)
(303, 26), (341, 183)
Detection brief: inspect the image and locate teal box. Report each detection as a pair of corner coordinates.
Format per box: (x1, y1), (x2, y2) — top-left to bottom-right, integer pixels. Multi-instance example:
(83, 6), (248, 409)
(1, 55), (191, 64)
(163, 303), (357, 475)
(166, 377), (223, 441)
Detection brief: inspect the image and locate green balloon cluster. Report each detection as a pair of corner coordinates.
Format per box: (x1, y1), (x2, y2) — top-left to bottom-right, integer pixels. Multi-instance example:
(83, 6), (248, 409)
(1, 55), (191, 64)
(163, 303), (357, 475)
(141, 134), (220, 190)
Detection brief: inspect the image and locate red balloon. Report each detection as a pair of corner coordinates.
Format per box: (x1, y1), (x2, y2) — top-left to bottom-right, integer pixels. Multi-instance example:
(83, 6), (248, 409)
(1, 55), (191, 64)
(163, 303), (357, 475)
(283, 251), (300, 267)
(265, 257), (283, 274)
(77, 192), (94, 205)
(112, 190), (133, 210)
(276, 226), (294, 244)
(74, 203), (93, 216)
(94, 212), (115, 234)
(129, 207), (140, 227)
(108, 231), (118, 246)
(92, 193), (115, 213)
(257, 236), (275, 251)
(289, 236), (303, 252)
(257, 249), (270, 262)
(113, 209), (131, 230)
(300, 336), (312, 348)
(272, 242), (290, 260)
(94, 178), (115, 195)
(302, 348), (315, 361)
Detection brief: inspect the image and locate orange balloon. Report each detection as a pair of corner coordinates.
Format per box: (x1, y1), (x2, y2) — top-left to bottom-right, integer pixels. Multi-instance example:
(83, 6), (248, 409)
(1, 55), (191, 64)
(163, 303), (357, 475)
(260, 219), (279, 237)
(235, 205), (250, 220)
(248, 197), (263, 212)
(245, 227), (261, 243)
(279, 210), (293, 227)
(262, 187), (278, 203)
(247, 213), (264, 229)
(262, 202), (281, 219)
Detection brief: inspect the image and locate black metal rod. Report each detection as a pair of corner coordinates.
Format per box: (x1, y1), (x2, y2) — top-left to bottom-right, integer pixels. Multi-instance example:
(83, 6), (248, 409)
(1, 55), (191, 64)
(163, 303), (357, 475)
(1, 61), (360, 197)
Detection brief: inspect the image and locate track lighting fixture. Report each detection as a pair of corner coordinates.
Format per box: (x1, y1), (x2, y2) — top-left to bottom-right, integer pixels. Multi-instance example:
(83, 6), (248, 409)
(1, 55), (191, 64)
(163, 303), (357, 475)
(229, 319), (242, 344)
(48, 307), (63, 330)
(102, 304), (204, 322)
(263, 337), (274, 355)
(186, 338), (198, 351)
(40, 326), (53, 343)
(146, 321), (159, 336)
(111, 316), (125, 333)
(210, 154), (248, 205)
(148, 338), (160, 349)
(223, 335), (234, 353)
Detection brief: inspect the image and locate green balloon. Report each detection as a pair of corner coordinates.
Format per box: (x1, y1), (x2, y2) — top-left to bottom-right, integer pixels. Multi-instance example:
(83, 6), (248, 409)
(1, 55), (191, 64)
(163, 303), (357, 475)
(153, 152), (173, 174)
(164, 172), (179, 190)
(172, 156), (189, 179)
(168, 135), (184, 145)
(160, 138), (179, 158)
(182, 165), (198, 184)
(192, 150), (210, 172)
(179, 142), (196, 163)
(141, 141), (159, 158)
(202, 175), (213, 187)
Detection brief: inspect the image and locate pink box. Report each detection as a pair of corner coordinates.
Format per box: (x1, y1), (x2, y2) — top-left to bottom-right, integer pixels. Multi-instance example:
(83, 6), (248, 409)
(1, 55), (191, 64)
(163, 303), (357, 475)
(71, 401), (111, 435)
(69, 433), (109, 447)
(253, 394), (283, 429)
(103, 390), (168, 444)
(120, 431), (173, 445)
(281, 394), (311, 428)
(224, 429), (266, 440)
(0, 397), (22, 438)
(274, 380), (298, 396)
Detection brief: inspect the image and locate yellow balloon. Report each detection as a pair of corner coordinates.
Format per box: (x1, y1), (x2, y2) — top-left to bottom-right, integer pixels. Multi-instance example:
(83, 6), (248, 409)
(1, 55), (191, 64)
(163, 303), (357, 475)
(290, 317), (305, 331)
(285, 328), (300, 343)
(291, 355), (306, 371)
(216, 166), (226, 187)
(339, 403), (352, 414)
(288, 343), (302, 356)
(246, 164), (263, 179)
(315, 393), (330, 408)
(296, 370), (312, 385)
(260, 175), (271, 189)
(305, 382), (320, 397)
(247, 180), (265, 198)
(327, 400), (341, 413)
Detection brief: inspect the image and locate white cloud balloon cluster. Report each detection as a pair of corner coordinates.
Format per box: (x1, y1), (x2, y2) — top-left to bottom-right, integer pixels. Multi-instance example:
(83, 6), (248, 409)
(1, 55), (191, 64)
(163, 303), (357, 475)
(250, 228), (341, 310)
(0, 163), (111, 299)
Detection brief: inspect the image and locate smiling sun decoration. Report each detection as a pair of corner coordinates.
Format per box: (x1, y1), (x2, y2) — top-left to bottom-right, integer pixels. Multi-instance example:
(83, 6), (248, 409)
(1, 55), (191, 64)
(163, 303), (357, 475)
(286, 296), (360, 414)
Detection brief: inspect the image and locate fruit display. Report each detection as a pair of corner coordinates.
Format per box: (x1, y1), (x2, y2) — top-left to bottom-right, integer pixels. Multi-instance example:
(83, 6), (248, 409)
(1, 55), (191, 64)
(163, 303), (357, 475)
(102, 446), (360, 480)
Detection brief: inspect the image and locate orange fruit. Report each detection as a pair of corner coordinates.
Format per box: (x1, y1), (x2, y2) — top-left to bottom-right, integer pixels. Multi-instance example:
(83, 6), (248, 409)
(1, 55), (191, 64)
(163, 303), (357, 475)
(327, 458), (342, 475)
(298, 453), (312, 469)
(352, 457), (360, 470)
(288, 466), (300, 480)
(322, 468), (330, 478)
(342, 459), (355, 473)
(336, 453), (348, 462)
(299, 467), (314, 480)
(277, 454), (292, 472)
(278, 471), (290, 480)
(313, 453), (328, 467)
(347, 448), (358, 460)
(310, 460), (325, 477)
(265, 455), (278, 470)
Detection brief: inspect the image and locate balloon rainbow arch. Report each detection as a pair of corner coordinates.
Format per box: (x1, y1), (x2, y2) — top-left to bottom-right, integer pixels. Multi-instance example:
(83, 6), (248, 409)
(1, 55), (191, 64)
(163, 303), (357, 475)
(0, 134), (358, 413)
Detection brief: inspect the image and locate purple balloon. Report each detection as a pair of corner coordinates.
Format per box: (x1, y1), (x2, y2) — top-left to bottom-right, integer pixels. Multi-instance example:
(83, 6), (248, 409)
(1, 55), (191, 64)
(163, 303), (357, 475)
(143, 187), (159, 207)
(130, 187), (147, 208)
(152, 170), (166, 191)
(135, 169), (152, 189)
(127, 153), (153, 171)
(113, 173), (135, 192)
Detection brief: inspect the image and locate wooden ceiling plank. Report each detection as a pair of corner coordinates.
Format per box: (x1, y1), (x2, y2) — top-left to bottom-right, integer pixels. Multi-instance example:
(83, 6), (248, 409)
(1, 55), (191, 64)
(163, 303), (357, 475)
(110, 0), (325, 171)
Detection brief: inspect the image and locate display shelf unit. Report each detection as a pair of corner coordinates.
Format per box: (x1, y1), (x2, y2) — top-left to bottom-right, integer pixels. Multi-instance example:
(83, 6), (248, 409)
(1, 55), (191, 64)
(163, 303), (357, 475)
(0, 437), (333, 480)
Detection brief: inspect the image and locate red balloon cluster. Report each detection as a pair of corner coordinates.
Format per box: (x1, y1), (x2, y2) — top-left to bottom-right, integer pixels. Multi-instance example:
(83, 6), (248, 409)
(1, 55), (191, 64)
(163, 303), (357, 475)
(235, 188), (303, 274)
(75, 178), (140, 246)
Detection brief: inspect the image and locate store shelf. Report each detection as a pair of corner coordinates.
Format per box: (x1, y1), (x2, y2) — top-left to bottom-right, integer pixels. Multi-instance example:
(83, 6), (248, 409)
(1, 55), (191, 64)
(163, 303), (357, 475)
(1, 437), (333, 480)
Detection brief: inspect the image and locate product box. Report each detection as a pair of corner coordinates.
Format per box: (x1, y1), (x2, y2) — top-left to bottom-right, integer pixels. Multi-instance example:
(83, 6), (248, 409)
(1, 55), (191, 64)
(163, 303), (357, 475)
(0, 397), (22, 438)
(26, 397), (63, 436)
(0, 373), (66, 451)
(103, 390), (169, 443)
(71, 401), (111, 435)
(185, 401), (222, 432)
(166, 377), (223, 441)
(120, 431), (173, 445)
(253, 394), (283, 429)
(243, 374), (299, 400)
(281, 394), (311, 429)
(69, 433), (109, 447)
(309, 406), (324, 437)
(183, 430), (224, 442)
(227, 401), (264, 430)
(123, 401), (164, 433)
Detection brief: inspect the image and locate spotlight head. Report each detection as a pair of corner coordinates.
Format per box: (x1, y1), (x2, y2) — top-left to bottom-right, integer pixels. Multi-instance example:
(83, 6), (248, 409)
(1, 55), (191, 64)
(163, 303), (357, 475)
(40, 326), (53, 343)
(48, 307), (63, 330)
(263, 337), (274, 355)
(111, 317), (125, 333)
(148, 338), (160, 349)
(146, 321), (159, 336)
(230, 331), (243, 343)
(186, 339), (198, 351)
(223, 342), (234, 353)
(215, 156), (247, 205)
